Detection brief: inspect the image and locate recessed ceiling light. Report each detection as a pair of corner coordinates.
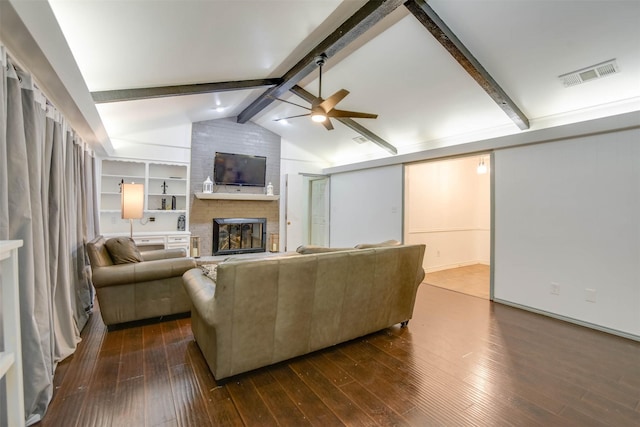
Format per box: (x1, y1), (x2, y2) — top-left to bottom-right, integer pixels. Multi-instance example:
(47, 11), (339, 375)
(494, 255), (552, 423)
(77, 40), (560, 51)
(215, 106), (225, 113)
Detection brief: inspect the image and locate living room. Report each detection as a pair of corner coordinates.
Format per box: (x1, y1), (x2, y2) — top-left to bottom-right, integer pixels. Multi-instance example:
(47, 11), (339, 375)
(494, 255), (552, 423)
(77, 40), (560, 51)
(1, 1), (639, 426)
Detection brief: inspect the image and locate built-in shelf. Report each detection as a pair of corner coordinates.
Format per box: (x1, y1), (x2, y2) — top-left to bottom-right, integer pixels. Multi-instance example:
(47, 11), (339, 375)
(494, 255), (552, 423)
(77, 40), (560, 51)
(195, 192), (280, 201)
(100, 159), (189, 235)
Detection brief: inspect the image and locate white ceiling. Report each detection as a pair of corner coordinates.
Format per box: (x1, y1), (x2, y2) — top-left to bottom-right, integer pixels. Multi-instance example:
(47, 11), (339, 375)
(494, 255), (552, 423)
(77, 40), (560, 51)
(48, 0), (640, 166)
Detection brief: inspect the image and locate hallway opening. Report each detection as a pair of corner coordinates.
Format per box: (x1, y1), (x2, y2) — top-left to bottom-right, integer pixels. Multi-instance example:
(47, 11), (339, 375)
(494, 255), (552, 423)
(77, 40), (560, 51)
(404, 154), (491, 299)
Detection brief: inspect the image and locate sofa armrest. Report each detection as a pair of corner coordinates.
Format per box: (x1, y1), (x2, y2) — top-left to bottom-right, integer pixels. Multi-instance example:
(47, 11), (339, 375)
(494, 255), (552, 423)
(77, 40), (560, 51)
(182, 268), (216, 320)
(141, 248), (187, 261)
(92, 257), (197, 288)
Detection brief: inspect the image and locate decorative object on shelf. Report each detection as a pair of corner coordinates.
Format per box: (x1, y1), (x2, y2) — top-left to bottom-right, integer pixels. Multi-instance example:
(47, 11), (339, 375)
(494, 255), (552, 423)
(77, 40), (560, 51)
(203, 176), (213, 193)
(266, 182), (274, 196)
(119, 179), (124, 193)
(161, 181), (168, 194)
(161, 198), (166, 210)
(190, 236), (201, 258)
(177, 214), (186, 231)
(270, 233), (279, 252)
(171, 196), (176, 210)
(121, 183), (144, 237)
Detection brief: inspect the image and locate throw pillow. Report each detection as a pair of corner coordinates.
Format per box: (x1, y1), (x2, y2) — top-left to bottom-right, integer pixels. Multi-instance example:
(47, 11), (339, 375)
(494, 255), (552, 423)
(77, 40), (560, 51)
(200, 264), (218, 283)
(105, 237), (143, 264)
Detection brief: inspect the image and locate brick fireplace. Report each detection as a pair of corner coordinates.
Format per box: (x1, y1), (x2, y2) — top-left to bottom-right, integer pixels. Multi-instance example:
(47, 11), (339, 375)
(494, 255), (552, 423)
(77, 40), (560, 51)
(189, 117), (281, 256)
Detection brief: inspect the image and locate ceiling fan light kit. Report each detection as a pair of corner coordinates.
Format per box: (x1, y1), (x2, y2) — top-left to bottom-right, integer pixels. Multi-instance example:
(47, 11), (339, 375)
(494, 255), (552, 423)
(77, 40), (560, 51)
(274, 53), (377, 130)
(311, 113), (327, 123)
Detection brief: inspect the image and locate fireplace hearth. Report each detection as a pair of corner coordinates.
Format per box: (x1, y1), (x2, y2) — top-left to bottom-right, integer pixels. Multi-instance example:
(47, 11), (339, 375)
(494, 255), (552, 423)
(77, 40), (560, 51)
(213, 217), (266, 256)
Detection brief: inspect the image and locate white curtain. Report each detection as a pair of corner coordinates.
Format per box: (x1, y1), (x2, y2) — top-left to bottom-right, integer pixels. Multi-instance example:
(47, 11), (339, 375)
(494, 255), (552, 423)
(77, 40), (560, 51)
(1, 46), (99, 425)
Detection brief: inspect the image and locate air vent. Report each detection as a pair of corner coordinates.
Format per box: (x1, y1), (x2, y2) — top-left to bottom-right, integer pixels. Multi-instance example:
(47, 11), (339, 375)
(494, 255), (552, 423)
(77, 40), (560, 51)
(559, 59), (619, 87)
(352, 136), (368, 144)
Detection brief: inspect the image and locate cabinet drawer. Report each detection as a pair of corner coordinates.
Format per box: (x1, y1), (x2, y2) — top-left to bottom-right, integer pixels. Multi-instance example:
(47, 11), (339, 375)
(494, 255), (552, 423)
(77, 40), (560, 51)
(168, 236), (189, 244)
(134, 237), (165, 247)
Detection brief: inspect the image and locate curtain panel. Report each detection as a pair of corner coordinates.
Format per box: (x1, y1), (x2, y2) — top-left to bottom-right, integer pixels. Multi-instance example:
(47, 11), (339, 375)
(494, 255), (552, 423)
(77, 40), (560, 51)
(1, 46), (99, 425)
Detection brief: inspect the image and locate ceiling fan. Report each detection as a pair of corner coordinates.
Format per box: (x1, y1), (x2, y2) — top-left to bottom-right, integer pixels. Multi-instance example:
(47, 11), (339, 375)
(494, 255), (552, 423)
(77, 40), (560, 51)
(273, 54), (378, 130)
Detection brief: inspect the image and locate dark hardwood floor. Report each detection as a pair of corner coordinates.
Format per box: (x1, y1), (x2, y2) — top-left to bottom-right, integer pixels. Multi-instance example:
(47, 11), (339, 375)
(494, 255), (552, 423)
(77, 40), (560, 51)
(36, 283), (640, 426)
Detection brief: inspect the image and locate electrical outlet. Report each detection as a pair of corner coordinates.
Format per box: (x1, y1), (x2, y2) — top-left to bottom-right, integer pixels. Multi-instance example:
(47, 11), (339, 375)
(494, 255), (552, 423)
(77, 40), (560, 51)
(149, 217), (155, 222)
(550, 282), (560, 295)
(585, 288), (597, 303)
(436, 250), (441, 257)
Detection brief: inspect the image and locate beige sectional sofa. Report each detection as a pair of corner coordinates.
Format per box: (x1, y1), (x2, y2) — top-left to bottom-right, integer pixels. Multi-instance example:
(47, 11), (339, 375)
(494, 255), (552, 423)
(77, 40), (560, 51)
(182, 243), (426, 381)
(87, 235), (197, 327)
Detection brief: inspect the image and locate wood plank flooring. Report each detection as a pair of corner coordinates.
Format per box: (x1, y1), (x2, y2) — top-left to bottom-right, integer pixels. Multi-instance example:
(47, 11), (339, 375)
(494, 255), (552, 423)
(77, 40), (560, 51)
(36, 281), (639, 426)
(426, 264), (490, 299)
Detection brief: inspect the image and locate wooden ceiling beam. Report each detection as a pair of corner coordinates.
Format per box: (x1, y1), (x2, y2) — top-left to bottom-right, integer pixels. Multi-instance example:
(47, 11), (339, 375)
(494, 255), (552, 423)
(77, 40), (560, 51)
(91, 78), (282, 103)
(405, 0), (530, 130)
(290, 86), (398, 155)
(237, 0), (405, 124)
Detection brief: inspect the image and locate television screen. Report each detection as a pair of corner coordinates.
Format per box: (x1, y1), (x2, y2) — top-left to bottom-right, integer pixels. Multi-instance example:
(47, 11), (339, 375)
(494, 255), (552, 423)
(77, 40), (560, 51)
(213, 152), (267, 187)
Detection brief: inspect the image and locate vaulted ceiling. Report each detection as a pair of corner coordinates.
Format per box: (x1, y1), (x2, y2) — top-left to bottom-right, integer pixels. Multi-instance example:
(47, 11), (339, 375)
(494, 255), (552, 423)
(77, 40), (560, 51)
(46, 0), (640, 166)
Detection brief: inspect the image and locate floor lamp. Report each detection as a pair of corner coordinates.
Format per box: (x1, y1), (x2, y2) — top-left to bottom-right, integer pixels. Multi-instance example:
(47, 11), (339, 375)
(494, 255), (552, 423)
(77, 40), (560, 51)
(121, 183), (144, 238)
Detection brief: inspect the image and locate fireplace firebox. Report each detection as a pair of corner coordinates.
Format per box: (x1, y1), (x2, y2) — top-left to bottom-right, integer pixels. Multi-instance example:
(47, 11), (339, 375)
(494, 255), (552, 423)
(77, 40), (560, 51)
(212, 217), (266, 256)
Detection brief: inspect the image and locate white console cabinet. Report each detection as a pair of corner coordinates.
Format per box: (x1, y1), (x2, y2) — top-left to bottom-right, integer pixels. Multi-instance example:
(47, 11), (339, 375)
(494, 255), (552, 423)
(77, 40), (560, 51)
(102, 232), (191, 252)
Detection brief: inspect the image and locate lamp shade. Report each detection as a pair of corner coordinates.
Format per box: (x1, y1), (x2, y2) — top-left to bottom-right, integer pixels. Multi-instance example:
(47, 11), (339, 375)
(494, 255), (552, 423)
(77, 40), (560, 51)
(121, 183), (144, 219)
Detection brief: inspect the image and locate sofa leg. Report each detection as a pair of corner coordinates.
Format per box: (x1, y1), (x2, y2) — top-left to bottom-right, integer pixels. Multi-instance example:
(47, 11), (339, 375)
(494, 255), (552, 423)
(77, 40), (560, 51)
(400, 320), (409, 328)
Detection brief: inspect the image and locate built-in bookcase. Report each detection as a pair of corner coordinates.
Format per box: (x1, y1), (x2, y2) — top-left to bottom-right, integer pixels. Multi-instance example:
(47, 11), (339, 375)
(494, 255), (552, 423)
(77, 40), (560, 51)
(99, 159), (190, 244)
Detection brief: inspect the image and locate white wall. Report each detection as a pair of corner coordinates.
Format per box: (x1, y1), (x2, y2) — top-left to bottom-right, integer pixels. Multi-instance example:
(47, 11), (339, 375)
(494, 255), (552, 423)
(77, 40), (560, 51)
(108, 124), (192, 164)
(329, 164), (403, 247)
(404, 156), (490, 272)
(494, 128), (640, 338)
(279, 139), (330, 251)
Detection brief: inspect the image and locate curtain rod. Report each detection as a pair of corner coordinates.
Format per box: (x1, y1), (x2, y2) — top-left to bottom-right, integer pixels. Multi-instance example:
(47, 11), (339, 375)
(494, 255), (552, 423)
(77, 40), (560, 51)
(2, 44), (91, 154)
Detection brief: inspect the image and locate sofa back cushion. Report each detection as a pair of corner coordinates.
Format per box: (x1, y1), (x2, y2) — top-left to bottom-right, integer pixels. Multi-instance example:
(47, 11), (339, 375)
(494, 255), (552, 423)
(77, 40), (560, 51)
(295, 245), (353, 255)
(354, 239), (401, 249)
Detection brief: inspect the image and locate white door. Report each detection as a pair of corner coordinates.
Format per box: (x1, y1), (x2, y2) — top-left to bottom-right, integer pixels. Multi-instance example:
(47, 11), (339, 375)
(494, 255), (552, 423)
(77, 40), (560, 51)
(309, 177), (329, 246)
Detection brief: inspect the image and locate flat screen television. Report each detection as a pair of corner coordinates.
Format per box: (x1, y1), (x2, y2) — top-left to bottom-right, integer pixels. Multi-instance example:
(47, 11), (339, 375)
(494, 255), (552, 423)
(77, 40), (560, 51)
(213, 152), (267, 187)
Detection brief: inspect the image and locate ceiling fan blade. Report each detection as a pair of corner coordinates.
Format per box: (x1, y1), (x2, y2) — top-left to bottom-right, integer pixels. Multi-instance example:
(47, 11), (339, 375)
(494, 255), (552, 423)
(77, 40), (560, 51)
(327, 109), (378, 119)
(319, 89), (349, 112)
(273, 113), (310, 121)
(269, 96), (312, 111)
(322, 118), (334, 131)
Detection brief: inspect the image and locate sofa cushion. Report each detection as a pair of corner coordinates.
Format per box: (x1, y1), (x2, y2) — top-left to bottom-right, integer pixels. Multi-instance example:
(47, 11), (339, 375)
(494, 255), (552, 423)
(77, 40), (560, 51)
(354, 240), (401, 249)
(105, 237), (143, 264)
(296, 245), (353, 255)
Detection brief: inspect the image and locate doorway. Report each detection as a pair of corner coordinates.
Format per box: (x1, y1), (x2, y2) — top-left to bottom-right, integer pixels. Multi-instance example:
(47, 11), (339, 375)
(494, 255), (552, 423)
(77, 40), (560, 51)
(285, 174), (330, 251)
(404, 155), (492, 299)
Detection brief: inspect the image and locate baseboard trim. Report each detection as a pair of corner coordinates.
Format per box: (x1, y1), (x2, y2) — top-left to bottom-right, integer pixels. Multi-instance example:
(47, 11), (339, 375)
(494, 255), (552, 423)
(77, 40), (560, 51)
(494, 298), (640, 342)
